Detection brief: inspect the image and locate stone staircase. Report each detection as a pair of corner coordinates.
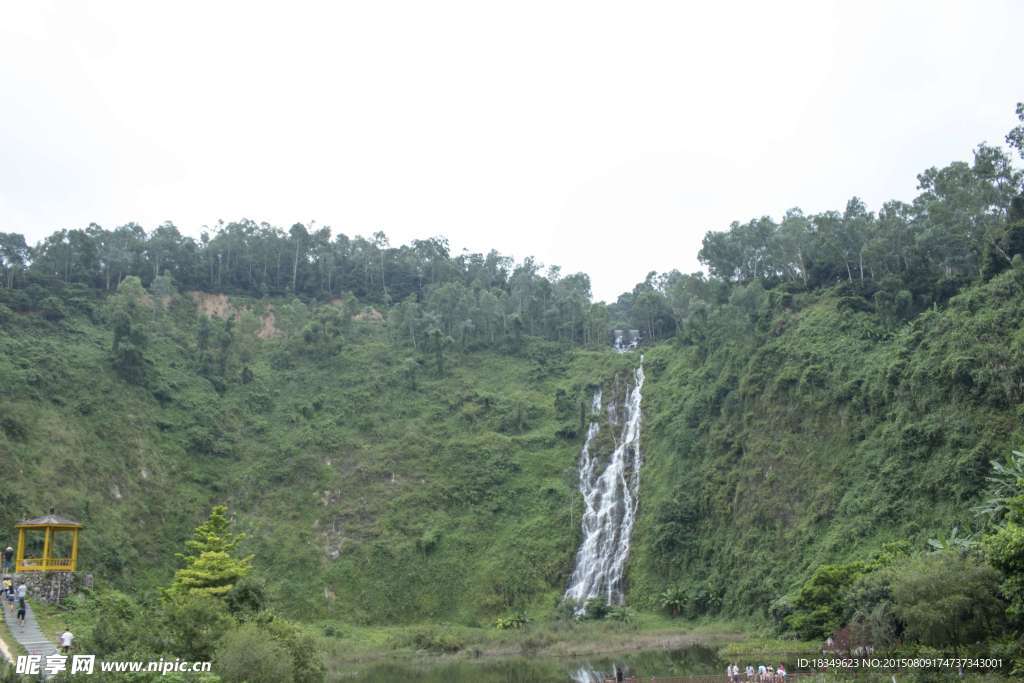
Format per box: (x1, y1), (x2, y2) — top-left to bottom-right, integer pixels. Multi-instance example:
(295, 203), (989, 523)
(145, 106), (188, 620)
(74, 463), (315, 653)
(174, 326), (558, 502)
(2, 599), (58, 661)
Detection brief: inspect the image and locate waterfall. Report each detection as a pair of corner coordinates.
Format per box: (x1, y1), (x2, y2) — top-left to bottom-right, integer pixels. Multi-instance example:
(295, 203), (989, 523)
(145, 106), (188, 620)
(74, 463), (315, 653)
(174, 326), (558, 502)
(570, 666), (602, 683)
(564, 350), (645, 609)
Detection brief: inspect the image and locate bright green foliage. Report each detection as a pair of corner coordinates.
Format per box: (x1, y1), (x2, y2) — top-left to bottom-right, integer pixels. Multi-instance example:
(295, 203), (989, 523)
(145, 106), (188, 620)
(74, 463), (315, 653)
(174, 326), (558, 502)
(981, 449), (1024, 630)
(658, 586), (688, 617)
(167, 505), (252, 599)
(975, 450), (1024, 520)
(784, 562), (867, 639)
(493, 613), (529, 630)
(169, 551), (252, 598)
(180, 504), (245, 557)
(984, 522), (1024, 624)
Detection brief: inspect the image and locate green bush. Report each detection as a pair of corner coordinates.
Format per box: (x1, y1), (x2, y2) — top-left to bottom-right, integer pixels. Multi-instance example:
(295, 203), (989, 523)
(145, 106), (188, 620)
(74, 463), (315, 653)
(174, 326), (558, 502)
(493, 612), (529, 630)
(891, 551), (1004, 652)
(40, 296), (66, 321)
(217, 624), (295, 683)
(784, 562), (867, 640)
(582, 598), (609, 620)
(606, 606), (634, 623)
(263, 618), (326, 683)
(657, 586), (688, 617)
(394, 626), (465, 653)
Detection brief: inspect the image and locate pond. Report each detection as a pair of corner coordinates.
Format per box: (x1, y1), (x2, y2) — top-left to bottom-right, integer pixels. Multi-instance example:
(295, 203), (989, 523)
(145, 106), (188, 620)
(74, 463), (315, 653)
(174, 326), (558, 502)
(340, 644), (725, 682)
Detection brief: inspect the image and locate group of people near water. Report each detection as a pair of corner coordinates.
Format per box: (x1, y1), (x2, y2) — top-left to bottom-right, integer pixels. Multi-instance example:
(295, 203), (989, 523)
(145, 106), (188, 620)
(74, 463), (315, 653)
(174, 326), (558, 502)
(727, 662), (787, 682)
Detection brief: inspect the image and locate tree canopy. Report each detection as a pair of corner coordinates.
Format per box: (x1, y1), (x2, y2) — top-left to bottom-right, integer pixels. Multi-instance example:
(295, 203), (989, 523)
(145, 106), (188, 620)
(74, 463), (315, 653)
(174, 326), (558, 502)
(4, 106), (1022, 356)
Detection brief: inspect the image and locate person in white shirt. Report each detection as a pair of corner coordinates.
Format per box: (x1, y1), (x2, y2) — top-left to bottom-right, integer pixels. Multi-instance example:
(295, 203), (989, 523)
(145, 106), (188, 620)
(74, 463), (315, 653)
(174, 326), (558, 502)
(16, 583), (26, 600)
(60, 628), (74, 654)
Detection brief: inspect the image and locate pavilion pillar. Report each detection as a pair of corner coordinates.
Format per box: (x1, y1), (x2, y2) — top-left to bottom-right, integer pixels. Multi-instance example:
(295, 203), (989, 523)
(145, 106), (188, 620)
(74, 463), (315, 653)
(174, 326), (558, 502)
(42, 527), (51, 571)
(15, 528), (25, 572)
(70, 529), (79, 571)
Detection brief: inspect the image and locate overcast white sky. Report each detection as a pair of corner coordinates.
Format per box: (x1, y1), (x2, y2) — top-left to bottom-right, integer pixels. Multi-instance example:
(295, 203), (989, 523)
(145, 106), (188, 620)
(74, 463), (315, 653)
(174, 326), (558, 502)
(1, 1), (1021, 301)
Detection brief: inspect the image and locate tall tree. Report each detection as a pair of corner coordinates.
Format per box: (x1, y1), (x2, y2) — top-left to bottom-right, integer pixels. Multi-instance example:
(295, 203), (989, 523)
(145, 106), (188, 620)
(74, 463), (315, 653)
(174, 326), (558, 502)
(0, 232), (29, 288)
(167, 505), (252, 599)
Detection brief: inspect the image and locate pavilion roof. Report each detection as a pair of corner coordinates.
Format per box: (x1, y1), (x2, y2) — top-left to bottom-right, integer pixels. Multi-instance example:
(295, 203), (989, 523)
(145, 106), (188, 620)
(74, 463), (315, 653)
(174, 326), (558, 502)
(16, 514), (82, 528)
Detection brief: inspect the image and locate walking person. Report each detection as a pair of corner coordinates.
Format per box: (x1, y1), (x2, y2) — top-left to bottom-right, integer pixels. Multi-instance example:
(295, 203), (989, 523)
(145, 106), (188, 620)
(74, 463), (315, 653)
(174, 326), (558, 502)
(16, 597), (26, 625)
(60, 627), (74, 654)
(2, 546), (13, 573)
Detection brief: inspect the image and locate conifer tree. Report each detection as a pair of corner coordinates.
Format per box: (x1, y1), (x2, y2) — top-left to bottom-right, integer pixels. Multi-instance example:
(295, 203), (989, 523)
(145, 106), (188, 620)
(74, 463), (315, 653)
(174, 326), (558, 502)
(167, 505), (252, 599)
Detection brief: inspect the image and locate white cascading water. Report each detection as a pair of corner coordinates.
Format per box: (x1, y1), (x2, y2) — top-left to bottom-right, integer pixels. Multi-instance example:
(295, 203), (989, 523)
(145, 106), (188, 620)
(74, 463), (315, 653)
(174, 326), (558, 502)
(570, 665), (602, 683)
(564, 340), (645, 609)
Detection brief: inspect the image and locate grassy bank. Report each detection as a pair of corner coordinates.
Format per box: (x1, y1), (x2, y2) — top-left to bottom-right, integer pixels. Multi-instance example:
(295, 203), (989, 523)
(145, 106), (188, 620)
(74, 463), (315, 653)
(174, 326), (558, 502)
(316, 614), (750, 666)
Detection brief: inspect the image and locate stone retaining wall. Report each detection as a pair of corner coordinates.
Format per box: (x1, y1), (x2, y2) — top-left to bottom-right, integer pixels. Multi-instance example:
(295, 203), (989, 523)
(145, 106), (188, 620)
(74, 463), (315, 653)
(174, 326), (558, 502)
(2, 571), (84, 604)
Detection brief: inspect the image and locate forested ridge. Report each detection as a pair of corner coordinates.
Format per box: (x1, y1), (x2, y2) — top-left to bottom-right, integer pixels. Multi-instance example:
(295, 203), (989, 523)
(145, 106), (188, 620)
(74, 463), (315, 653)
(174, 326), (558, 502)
(2, 108), (1023, 349)
(1, 105), (1024, 677)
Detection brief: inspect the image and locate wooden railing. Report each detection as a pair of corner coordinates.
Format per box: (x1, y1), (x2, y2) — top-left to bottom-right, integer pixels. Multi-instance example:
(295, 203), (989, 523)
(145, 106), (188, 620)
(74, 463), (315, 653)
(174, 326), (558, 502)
(16, 557), (75, 572)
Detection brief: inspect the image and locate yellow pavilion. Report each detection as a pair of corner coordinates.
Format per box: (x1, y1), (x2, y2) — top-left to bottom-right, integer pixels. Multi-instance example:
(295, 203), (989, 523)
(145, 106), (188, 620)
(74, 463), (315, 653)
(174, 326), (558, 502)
(15, 513), (81, 572)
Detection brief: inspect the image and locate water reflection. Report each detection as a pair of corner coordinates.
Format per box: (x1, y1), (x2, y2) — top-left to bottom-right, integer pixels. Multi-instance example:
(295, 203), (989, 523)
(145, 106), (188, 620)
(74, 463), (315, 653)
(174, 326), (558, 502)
(345, 644), (723, 682)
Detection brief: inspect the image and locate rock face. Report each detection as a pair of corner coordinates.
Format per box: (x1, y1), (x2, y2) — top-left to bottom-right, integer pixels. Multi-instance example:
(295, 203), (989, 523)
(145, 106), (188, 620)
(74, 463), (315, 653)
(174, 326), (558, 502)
(6, 571), (82, 604)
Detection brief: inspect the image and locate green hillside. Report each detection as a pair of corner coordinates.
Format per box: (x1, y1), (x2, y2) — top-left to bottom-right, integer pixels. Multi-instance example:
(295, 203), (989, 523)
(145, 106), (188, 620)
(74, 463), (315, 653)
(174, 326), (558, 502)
(2, 265), (1023, 629)
(631, 269), (1024, 618)
(0, 290), (636, 623)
